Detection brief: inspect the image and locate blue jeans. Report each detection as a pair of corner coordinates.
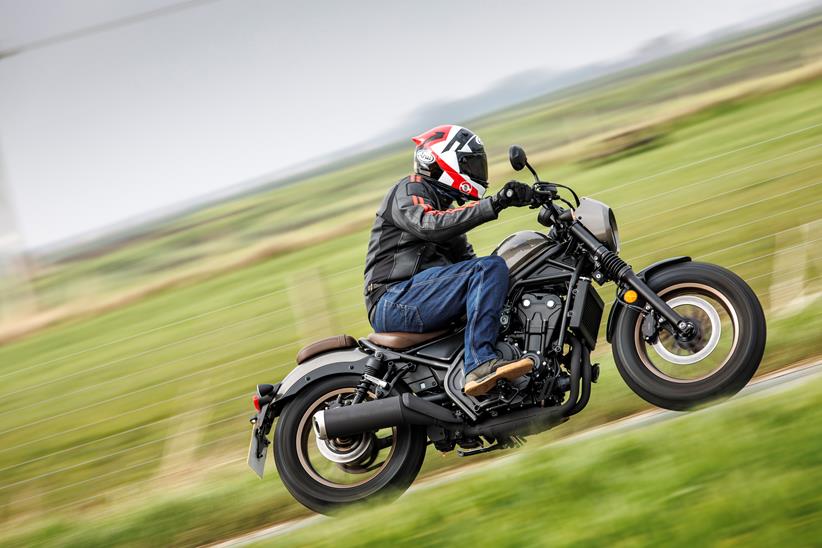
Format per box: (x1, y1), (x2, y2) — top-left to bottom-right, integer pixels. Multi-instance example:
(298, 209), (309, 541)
(371, 256), (509, 374)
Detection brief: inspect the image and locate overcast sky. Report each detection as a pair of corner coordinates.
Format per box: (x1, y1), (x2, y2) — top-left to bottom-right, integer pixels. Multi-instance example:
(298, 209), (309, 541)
(0, 0), (810, 247)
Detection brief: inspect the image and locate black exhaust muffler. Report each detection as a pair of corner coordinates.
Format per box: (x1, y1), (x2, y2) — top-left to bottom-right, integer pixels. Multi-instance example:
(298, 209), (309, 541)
(314, 393), (461, 440)
(314, 337), (591, 442)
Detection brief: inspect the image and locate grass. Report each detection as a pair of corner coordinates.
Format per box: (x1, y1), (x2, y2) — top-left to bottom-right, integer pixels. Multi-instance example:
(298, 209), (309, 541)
(0, 18), (821, 547)
(272, 370), (822, 547)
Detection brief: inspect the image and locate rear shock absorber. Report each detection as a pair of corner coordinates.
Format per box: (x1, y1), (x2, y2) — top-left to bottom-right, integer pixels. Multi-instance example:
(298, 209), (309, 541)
(352, 352), (385, 404)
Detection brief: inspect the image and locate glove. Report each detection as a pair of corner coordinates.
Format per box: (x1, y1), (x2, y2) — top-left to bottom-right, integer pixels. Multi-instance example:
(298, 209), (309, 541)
(491, 181), (533, 213)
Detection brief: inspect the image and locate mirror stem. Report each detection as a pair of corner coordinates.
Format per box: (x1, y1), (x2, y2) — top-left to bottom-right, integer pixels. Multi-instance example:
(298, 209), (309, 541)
(525, 162), (539, 182)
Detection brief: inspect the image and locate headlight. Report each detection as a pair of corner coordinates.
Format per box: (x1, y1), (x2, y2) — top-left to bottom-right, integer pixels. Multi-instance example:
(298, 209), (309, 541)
(576, 198), (620, 253)
(608, 209), (620, 253)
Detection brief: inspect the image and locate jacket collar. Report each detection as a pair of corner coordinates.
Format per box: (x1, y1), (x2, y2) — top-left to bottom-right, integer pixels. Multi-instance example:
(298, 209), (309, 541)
(418, 175), (467, 206)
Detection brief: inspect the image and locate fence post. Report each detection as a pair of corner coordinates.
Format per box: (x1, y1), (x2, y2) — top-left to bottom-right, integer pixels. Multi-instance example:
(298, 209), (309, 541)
(770, 220), (821, 317)
(287, 268), (332, 347)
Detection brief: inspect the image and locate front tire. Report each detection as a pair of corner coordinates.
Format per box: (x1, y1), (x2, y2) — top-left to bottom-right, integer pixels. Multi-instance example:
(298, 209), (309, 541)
(612, 262), (766, 410)
(274, 375), (427, 514)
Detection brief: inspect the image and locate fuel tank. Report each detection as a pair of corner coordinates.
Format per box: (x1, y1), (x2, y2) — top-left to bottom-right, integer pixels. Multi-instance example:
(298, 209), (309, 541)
(492, 230), (554, 275)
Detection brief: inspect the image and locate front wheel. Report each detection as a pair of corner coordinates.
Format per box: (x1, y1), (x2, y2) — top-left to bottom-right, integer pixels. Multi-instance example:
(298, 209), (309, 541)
(273, 375), (427, 514)
(612, 262), (766, 411)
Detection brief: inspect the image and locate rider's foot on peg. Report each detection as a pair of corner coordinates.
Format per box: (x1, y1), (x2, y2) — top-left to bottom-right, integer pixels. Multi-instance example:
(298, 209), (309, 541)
(463, 357), (535, 397)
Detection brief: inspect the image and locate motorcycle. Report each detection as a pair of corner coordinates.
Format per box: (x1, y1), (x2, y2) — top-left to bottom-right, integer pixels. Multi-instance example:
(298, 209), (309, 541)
(247, 145), (766, 514)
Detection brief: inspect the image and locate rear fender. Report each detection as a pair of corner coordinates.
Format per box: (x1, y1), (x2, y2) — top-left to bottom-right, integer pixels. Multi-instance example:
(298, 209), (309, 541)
(248, 348), (368, 477)
(269, 348), (369, 417)
(605, 256), (691, 343)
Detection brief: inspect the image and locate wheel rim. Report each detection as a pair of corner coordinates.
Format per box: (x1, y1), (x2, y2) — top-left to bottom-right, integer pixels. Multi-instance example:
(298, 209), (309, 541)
(634, 283), (740, 383)
(295, 388), (397, 489)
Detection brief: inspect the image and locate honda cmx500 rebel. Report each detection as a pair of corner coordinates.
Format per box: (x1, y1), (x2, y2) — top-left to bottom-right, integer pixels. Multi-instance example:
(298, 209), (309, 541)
(246, 145), (766, 514)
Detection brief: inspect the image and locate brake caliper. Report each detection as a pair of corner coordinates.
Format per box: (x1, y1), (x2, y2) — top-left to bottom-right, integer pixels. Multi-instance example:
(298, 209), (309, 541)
(641, 310), (660, 344)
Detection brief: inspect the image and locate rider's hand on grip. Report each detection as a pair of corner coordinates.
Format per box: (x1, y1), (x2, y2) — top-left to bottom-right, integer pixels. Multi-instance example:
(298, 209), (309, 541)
(491, 180), (533, 213)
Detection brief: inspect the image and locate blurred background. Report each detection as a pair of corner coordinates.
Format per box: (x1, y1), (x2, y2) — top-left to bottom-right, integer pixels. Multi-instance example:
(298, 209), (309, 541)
(0, 0), (821, 545)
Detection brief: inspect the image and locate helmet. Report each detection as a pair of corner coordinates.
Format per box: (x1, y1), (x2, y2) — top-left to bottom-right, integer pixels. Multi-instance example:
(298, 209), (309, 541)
(412, 125), (488, 199)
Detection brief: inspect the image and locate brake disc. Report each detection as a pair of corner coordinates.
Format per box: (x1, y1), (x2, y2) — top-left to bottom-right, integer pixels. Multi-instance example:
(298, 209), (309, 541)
(314, 431), (373, 465)
(652, 295), (721, 365)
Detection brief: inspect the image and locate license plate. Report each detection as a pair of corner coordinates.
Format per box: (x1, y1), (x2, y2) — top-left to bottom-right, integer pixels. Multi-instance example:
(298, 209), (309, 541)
(247, 404), (269, 478)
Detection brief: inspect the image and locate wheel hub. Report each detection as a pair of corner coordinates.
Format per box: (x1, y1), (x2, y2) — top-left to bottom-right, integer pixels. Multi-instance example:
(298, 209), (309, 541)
(652, 295), (721, 365)
(314, 429), (374, 464)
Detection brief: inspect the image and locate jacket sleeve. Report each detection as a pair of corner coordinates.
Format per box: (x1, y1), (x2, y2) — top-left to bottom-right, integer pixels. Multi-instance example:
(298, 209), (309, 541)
(391, 179), (497, 243)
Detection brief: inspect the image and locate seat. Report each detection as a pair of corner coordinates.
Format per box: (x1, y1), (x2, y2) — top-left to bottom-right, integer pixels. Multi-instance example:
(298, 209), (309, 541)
(296, 334), (357, 364)
(366, 330), (450, 350)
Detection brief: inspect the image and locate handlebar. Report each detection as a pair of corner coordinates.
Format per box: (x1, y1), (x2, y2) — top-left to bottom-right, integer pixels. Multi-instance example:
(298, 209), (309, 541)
(532, 182), (559, 202)
(529, 181), (580, 209)
(522, 180), (580, 229)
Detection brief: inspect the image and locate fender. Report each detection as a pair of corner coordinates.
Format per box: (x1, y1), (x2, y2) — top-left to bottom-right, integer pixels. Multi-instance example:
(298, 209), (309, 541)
(248, 348), (369, 477)
(605, 256), (691, 343)
(267, 348), (369, 418)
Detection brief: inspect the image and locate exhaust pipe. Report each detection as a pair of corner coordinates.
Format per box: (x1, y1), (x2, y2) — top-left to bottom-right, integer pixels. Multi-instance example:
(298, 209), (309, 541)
(314, 337), (591, 442)
(569, 344), (592, 416)
(314, 393), (460, 440)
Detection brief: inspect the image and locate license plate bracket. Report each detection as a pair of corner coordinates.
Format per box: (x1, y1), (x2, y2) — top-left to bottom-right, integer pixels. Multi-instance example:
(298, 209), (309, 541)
(247, 404), (270, 478)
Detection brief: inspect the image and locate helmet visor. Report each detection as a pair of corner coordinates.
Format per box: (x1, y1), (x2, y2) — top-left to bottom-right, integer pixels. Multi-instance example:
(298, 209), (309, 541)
(458, 153), (488, 187)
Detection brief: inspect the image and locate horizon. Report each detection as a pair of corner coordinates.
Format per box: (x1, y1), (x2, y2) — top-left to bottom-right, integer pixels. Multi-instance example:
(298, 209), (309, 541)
(0, 0), (815, 250)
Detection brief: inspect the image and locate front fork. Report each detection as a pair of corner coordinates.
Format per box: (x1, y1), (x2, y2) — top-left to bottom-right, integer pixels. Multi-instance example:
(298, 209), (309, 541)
(620, 270), (693, 335)
(570, 222), (694, 339)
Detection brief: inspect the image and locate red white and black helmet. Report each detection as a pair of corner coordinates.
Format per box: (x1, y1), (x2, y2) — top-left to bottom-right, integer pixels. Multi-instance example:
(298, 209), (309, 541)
(412, 125), (489, 199)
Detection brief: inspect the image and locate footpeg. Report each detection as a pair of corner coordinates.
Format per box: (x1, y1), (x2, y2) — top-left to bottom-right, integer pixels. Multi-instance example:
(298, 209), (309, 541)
(457, 444), (506, 457)
(362, 373), (388, 389)
(457, 435), (525, 457)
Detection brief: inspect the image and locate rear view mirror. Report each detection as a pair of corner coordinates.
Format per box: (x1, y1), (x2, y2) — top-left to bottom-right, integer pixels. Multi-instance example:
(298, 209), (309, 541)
(509, 145), (528, 171)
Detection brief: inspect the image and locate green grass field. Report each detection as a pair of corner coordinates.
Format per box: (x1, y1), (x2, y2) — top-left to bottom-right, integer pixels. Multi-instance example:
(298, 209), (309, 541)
(0, 15), (821, 547)
(272, 369), (822, 547)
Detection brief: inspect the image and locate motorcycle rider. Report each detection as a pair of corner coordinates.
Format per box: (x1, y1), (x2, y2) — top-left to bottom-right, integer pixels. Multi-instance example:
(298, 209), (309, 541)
(363, 124), (535, 397)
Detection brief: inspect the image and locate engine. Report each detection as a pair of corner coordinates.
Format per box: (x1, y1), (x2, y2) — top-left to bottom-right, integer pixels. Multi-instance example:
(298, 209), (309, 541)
(493, 231), (566, 356)
(514, 291), (563, 354)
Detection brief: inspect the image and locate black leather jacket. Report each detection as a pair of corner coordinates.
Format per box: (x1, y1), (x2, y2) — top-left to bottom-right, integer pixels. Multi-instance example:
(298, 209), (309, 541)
(363, 174), (498, 319)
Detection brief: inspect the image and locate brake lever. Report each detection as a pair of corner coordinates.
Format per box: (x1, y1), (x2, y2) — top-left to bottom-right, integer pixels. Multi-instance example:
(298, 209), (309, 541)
(532, 182), (559, 205)
(533, 182), (558, 196)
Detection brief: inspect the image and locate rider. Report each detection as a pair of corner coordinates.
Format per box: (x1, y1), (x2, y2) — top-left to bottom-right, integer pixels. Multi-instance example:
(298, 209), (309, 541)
(363, 124), (534, 397)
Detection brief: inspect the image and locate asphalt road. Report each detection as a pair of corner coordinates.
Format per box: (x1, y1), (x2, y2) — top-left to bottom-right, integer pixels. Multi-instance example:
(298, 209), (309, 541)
(210, 360), (822, 547)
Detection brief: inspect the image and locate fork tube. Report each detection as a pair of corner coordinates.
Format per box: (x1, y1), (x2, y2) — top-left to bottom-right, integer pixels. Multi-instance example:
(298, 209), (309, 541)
(569, 222), (689, 332)
(621, 272), (689, 329)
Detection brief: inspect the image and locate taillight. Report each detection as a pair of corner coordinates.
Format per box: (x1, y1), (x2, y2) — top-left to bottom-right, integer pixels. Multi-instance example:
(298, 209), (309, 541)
(252, 383), (277, 413)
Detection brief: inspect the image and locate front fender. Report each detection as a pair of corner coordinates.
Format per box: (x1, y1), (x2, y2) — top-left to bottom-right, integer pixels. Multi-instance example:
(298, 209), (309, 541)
(269, 348), (369, 417)
(605, 256), (691, 343)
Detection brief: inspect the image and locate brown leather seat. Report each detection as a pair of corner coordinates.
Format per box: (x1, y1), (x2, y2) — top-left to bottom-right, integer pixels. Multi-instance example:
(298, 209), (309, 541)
(296, 334), (357, 364)
(367, 330), (449, 350)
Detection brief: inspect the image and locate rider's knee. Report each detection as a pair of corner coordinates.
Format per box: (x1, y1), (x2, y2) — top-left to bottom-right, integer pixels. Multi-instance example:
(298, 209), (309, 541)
(478, 255), (508, 279)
